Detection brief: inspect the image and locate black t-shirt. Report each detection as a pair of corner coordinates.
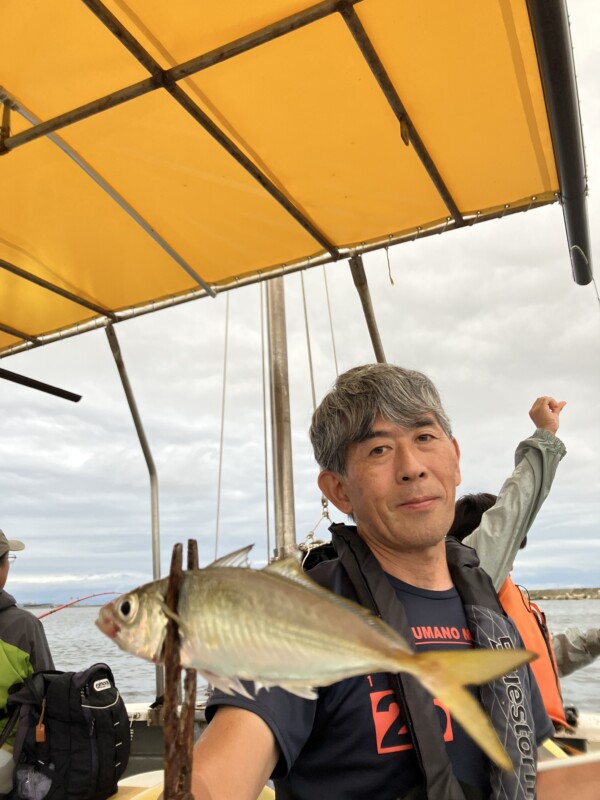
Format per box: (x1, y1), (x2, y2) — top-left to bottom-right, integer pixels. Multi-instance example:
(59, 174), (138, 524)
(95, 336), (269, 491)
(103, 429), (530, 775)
(205, 561), (552, 800)
(387, 575), (490, 792)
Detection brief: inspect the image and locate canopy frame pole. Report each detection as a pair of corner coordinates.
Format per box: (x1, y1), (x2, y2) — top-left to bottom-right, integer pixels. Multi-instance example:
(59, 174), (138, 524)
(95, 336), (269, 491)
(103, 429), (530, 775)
(348, 253), (386, 363)
(266, 277), (297, 559)
(0, 195), (559, 363)
(79, 0), (340, 258)
(525, 0), (593, 285)
(105, 324), (163, 697)
(0, 0), (362, 156)
(0, 367), (81, 402)
(2, 99), (216, 298)
(0, 321), (37, 344)
(341, 6), (464, 226)
(0, 258), (118, 320)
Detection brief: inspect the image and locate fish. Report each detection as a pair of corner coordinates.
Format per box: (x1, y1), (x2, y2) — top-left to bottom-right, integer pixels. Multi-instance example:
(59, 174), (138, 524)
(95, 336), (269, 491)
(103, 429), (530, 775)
(96, 545), (534, 771)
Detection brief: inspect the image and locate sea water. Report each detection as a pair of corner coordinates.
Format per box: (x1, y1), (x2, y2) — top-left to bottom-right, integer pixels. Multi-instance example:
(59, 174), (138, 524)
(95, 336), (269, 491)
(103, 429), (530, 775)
(35, 599), (600, 709)
(540, 599), (600, 711)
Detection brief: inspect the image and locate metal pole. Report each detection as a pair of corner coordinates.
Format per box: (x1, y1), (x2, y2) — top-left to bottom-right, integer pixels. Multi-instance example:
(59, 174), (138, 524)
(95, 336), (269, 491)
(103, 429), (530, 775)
(105, 324), (163, 698)
(266, 277), (297, 559)
(348, 254), (386, 363)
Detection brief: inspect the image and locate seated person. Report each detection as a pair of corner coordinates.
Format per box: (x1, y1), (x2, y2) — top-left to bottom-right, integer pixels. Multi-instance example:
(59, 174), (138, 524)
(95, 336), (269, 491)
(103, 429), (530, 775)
(0, 529), (54, 739)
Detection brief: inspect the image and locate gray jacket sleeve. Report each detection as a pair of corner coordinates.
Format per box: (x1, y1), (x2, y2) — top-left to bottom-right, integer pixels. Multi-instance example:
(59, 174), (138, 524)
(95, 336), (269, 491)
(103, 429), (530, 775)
(29, 616), (55, 671)
(461, 428), (566, 590)
(552, 628), (600, 678)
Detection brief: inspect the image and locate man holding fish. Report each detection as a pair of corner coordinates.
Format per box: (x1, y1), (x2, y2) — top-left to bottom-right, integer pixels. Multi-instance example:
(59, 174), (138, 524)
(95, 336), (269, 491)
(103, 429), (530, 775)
(192, 364), (552, 799)
(98, 363), (553, 799)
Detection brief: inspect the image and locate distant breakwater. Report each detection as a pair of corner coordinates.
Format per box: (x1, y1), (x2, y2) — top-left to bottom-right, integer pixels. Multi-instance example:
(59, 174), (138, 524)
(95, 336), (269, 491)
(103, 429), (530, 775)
(529, 588), (600, 600)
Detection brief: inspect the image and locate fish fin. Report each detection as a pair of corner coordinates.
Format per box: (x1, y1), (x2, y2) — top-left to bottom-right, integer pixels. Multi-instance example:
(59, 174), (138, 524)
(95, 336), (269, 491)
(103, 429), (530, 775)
(413, 647), (535, 686)
(263, 555), (315, 585)
(207, 545), (254, 569)
(285, 685), (318, 700)
(429, 674), (512, 771)
(272, 683), (318, 700)
(403, 648), (535, 771)
(201, 671), (255, 700)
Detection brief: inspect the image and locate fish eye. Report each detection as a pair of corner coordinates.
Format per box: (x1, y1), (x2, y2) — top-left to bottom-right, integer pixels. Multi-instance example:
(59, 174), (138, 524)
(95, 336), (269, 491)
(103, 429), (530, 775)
(116, 595), (138, 623)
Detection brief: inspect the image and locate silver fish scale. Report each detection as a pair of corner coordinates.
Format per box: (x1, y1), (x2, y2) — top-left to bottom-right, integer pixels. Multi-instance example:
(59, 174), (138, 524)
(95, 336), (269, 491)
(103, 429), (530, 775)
(176, 566), (409, 684)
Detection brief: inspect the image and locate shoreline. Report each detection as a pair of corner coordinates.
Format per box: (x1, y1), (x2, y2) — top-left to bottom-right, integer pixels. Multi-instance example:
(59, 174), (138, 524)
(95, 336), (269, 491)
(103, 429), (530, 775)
(24, 588), (600, 607)
(528, 588), (600, 600)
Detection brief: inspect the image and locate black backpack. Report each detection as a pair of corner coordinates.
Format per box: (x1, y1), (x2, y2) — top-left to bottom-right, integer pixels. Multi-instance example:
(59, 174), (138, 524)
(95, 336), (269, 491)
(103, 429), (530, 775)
(0, 664), (130, 800)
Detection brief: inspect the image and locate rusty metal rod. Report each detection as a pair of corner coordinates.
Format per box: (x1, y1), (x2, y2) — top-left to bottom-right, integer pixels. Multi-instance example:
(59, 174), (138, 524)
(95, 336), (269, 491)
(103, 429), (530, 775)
(163, 544), (186, 800)
(163, 541), (198, 800)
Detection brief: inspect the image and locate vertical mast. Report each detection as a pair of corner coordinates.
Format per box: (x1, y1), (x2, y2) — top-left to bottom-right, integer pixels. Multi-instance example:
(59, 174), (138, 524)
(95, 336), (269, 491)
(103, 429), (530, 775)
(266, 277), (297, 559)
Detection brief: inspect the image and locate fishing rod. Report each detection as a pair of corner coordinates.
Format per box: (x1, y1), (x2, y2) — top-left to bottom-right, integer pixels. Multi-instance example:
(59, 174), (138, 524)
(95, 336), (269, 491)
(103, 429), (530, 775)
(37, 592), (119, 619)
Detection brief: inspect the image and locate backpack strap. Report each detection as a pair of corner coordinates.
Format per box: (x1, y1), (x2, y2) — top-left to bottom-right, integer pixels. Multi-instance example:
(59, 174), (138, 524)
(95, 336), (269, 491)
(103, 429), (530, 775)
(0, 705), (20, 749)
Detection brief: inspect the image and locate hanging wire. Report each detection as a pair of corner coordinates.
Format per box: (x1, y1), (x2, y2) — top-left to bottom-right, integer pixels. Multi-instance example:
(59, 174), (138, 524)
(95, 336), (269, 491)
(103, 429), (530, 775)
(214, 293), (230, 560)
(592, 276), (600, 312)
(385, 239), (395, 286)
(322, 265), (339, 376)
(260, 283), (272, 563)
(571, 245), (599, 313)
(300, 272), (317, 410)
(299, 496), (332, 568)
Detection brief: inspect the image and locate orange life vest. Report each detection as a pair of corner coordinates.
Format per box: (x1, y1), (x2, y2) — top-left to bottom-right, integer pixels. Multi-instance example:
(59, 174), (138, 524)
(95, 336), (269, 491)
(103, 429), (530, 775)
(498, 577), (570, 730)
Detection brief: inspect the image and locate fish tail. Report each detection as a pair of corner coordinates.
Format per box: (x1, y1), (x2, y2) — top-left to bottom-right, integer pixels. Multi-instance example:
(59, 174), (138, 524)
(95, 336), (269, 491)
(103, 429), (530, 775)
(400, 648), (536, 771)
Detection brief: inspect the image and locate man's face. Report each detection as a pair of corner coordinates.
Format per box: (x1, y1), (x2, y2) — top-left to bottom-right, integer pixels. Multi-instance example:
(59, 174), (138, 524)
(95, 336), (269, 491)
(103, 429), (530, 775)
(318, 415), (461, 554)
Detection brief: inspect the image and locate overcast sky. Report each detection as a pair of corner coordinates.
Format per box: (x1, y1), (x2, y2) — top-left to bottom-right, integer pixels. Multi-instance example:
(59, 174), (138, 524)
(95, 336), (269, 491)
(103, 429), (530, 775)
(1, 1), (599, 604)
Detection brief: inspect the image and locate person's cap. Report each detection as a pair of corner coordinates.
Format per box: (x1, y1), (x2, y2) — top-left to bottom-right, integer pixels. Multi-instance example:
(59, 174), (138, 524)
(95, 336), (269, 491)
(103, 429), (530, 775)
(0, 530), (26, 558)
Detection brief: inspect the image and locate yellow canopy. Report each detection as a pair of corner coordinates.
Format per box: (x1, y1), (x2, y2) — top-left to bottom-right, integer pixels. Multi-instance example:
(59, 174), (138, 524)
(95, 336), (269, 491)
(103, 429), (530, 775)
(0, 0), (591, 357)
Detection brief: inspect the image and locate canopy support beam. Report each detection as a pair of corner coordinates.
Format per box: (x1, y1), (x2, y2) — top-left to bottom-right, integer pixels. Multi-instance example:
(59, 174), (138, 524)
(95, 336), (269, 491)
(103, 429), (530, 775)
(1, 0), (345, 258)
(266, 277), (297, 559)
(79, 0), (341, 259)
(3, 99), (217, 298)
(0, 258), (118, 321)
(0, 321), (37, 344)
(525, 0), (593, 285)
(105, 324), (164, 697)
(348, 254), (386, 363)
(0, 196), (560, 362)
(1, 0), (363, 155)
(0, 367), (81, 402)
(341, 6), (464, 226)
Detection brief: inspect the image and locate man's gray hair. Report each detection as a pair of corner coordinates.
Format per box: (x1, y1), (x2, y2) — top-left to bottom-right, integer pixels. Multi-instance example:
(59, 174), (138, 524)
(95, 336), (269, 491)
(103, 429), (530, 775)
(309, 363), (452, 474)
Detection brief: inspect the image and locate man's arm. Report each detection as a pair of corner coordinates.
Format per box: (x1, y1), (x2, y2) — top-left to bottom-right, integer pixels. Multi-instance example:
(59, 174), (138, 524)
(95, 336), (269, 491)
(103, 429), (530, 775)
(552, 627), (600, 678)
(461, 397), (566, 590)
(192, 706), (279, 800)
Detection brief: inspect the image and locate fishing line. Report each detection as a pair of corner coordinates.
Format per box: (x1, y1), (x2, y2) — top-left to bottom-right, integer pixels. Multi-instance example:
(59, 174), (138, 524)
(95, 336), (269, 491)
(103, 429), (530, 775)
(300, 272), (317, 411)
(322, 265), (339, 377)
(37, 592), (119, 619)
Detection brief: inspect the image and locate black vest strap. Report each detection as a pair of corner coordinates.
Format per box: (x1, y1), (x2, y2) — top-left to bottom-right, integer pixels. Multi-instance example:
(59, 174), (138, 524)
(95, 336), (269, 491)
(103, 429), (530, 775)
(444, 536), (503, 612)
(331, 523), (468, 800)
